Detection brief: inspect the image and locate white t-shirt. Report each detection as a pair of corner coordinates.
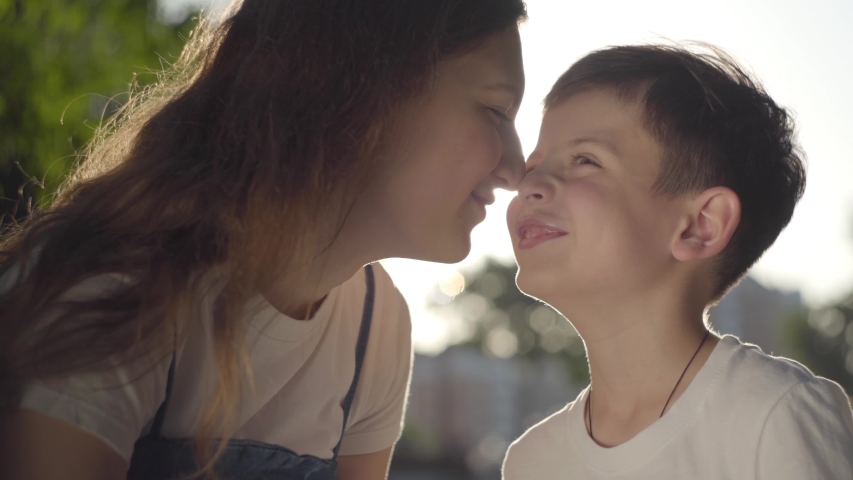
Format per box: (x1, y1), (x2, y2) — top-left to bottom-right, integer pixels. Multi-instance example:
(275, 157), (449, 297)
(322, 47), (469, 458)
(503, 335), (853, 479)
(17, 264), (412, 463)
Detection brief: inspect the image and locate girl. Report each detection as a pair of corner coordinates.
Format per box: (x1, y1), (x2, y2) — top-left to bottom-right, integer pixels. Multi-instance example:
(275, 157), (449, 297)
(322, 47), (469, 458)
(0, 0), (527, 479)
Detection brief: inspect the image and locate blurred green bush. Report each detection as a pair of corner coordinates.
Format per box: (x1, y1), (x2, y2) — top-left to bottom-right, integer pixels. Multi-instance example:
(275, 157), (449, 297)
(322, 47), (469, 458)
(429, 258), (591, 385)
(0, 0), (192, 223)
(783, 294), (853, 394)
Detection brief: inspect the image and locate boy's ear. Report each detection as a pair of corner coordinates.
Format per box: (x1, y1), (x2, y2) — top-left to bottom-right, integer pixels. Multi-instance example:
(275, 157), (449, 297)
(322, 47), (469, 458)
(671, 187), (741, 262)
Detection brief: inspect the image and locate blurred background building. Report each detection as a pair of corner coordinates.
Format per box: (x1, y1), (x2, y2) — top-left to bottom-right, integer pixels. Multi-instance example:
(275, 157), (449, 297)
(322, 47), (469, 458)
(708, 276), (803, 356)
(395, 346), (578, 478)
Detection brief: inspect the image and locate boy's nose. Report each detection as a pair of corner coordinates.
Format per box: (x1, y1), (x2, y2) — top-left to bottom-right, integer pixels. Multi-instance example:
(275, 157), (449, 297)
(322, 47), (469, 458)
(518, 170), (555, 203)
(526, 191), (544, 201)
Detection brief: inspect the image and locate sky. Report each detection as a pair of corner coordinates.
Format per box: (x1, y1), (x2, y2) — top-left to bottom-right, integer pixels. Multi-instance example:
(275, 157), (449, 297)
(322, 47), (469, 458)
(163, 0), (853, 354)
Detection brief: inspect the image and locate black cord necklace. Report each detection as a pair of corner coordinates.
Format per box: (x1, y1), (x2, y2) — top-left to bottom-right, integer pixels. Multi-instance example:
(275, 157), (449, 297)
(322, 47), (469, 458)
(586, 330), (710, 443)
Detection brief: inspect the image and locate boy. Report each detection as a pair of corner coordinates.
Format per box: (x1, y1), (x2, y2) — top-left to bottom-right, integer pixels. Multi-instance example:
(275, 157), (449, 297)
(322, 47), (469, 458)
(502, 44), (853, 479)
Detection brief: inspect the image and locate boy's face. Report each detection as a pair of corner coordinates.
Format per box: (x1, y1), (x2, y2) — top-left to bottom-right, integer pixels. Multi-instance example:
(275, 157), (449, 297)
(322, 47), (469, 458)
(507, 89), (682, 304)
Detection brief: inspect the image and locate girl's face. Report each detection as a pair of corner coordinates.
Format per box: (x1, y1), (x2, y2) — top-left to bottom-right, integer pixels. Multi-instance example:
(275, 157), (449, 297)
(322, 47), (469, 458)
(358, 28), (526, 263)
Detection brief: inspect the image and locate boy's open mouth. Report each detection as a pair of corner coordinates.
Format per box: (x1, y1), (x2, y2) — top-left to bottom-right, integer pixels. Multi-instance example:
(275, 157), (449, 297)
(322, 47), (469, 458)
(516, 218), (567, 250)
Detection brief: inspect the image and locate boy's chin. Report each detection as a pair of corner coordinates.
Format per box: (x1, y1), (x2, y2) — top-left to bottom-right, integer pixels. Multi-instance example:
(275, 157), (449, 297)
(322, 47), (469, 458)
(515, 268), (561, 301)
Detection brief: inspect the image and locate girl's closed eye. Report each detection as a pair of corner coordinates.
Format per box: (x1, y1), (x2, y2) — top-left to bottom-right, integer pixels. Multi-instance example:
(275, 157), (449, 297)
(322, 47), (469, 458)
(487, 106), (512, 122)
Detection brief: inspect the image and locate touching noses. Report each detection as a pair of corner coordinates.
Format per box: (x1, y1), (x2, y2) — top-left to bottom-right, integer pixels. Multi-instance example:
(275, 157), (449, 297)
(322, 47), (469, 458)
(491, 125), (525, 191)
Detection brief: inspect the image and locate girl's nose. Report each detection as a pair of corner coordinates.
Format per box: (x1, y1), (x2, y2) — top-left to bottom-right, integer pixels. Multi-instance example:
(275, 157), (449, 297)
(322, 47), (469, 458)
(491, 125), (525, 191)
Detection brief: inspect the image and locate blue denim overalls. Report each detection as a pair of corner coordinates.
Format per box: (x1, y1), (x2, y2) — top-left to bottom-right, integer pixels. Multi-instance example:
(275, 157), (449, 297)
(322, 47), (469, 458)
(127, 265), (375, 480)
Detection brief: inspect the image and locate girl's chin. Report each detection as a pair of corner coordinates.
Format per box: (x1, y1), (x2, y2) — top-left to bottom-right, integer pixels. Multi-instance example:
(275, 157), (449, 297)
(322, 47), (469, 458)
(434, 242), (472, 264)
(412, 235), (471, 264)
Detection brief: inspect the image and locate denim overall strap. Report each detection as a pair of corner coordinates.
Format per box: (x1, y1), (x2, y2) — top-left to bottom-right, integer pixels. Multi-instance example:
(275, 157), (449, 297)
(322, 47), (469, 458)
(332, 263), (375, 457)
(149, 325), (178, 437)
(149, 348), (177, 436)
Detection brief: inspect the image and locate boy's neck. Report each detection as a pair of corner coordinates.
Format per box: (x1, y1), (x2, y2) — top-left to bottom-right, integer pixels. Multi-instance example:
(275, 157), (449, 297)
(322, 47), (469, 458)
(558, 286), (719, 447)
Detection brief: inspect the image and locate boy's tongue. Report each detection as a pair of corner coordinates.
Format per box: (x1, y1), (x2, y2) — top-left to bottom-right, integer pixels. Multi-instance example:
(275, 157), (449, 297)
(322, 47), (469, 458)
(519, 226), (566, 249)
(524, 226), (564, 239)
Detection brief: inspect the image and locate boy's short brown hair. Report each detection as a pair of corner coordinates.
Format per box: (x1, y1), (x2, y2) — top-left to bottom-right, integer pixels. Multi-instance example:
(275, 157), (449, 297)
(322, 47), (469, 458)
(545, 44), (806, 300)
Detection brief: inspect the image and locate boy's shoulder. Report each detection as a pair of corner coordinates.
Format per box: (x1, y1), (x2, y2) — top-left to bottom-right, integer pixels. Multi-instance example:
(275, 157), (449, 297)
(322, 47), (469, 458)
(503, 397), (583, 479)
(716, 336), (853, 476)
(720, 334), (811, 380)
(715, 335), (844, 405)
(508, 400), (573, 451)
(706, 335), (852, 429)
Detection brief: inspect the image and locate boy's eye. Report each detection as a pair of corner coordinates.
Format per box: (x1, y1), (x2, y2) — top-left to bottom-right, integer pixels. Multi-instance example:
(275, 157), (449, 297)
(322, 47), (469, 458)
(572, 154), (598, 166)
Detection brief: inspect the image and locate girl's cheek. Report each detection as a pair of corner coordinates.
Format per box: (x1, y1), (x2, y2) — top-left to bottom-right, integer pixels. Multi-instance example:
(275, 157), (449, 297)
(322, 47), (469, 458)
(453, 122), (503, 175)
(483, 126), (506, 170)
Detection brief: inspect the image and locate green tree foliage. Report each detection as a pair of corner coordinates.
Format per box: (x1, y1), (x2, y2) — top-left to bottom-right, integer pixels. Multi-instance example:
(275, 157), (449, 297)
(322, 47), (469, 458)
(0, 0), (192, 223)
(782, 294), (853, 393)
(781, 220), (853, 394)
(430, 258), (590, 384)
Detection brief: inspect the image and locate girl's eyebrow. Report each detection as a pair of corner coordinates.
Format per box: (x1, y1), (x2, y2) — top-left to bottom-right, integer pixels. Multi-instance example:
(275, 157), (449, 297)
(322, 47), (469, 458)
(482, 83), (522, 106)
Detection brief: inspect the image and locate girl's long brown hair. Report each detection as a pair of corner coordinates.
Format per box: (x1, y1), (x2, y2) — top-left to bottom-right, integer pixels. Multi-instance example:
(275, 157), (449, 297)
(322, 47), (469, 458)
(0, 0), (526, 473)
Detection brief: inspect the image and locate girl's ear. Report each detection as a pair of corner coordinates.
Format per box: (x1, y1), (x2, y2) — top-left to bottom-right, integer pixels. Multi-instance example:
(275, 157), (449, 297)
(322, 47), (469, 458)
(671, 187), (741, 262)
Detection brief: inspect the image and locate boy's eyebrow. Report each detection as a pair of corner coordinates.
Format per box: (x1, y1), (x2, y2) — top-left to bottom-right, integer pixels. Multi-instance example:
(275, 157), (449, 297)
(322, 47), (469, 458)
(526, 135), (620, 167)
(569, 136), (621, 156)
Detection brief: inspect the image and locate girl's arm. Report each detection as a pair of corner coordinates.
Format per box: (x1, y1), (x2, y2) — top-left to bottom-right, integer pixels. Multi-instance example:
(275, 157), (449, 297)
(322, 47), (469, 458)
(336, 446), (394, 480)
(0, 408), (128, 480)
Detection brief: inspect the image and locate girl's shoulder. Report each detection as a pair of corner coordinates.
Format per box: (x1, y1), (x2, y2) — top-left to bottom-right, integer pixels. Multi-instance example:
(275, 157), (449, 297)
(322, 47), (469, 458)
(336, 262), (409, 318)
